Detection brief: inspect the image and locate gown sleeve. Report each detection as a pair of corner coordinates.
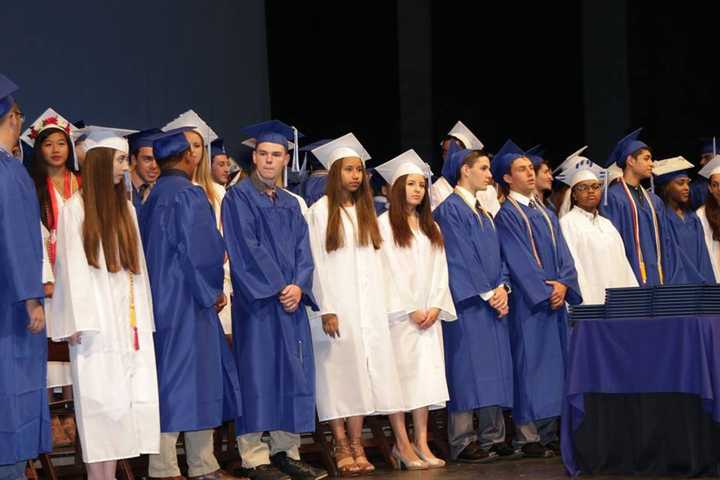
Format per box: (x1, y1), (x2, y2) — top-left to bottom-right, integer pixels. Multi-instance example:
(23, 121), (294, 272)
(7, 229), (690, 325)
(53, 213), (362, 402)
(428, 226), (457, 321)
(552, 214), (583, 305)
(291, 201), (318, 309)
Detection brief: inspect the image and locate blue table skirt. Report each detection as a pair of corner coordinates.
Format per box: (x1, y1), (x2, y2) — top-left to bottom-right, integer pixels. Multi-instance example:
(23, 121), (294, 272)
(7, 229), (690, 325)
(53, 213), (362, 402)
(561, 315), (720, 476)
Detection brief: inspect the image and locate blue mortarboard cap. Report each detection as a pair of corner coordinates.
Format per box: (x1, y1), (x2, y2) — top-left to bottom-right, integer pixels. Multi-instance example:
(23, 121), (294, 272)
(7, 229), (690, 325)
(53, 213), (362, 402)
(526, 144), (545, 167)
(603, 128), (648, 169)
(441, 140), (474, 187)
(211, 138), (226, 159)
(491, 139), (526, 187)
(151, 127), (194, 161)
(127, 128), (161, 154)
(0, 74), (18, 118)
(240, 120), (302, 150)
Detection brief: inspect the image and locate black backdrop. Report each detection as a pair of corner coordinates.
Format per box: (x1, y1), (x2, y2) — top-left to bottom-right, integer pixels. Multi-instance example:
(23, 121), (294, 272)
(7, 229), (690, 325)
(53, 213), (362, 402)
(5, 1), (720, 173)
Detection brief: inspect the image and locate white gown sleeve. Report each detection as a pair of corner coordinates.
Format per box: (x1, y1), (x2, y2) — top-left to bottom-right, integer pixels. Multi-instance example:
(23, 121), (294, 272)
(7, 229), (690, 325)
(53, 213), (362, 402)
(428, 231), (457, 321)
(41, 223), (54, 284)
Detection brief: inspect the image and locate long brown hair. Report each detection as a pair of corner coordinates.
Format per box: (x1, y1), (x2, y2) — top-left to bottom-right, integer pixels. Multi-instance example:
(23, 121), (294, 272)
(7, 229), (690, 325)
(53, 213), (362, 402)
(705, 184), (720, 241)
(325, 158), (382, 252)
(81, 147), (140, 274)
(388, 174), (443, 249)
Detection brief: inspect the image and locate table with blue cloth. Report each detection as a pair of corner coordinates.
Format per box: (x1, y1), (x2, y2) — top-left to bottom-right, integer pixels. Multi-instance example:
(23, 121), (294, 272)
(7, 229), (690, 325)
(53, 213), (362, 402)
(560, 315), (720, 477)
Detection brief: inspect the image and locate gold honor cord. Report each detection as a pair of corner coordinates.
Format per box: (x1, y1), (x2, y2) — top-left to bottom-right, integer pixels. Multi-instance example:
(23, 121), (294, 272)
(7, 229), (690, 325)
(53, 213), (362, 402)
(129, 272), (139, 351)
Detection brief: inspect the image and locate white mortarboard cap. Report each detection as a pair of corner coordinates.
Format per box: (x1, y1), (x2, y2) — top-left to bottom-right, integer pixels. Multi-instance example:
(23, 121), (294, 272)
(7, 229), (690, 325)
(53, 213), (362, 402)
(311, 133), (371, 170)
(555, 146), (607, 186)
(699, 154), (720, 179)
(162, 109), (218, 145)
(569, 169), (600, 187)
(442, 120), (484, 150)
(652, 156), (694, 179)
(21, 107), (79, 169)
(375, 149), (432, 186)
(81, 126), (137, 155)
(553, 146), (588, 174)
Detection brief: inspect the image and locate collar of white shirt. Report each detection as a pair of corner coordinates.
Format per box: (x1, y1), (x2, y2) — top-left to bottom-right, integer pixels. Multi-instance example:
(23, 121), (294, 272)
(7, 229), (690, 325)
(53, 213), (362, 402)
(454, 185), (479, 209)
(572, 206), (600, 221)
(508, 190), (533, 206)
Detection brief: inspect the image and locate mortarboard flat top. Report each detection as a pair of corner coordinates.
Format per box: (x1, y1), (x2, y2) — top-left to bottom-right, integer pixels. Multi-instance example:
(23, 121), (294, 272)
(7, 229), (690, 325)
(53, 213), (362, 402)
(21, 108), (76, 147)
(698, 154), (720, 179)
(442, 120), (484, 150)
(375, 149), (431, 186)
(490, 139), (526, 187)
(151, 127), (194, 161)
(240, 119), (301, 150)
(602, 128), (648, 169)
(80, 126), (137, 155)
(526, 144), (545, 168)
(0, 73), (18, 118)
(127, 128), (162, 153)
(311, 133), (371, 170)
(652, 156), (694, 185)
(554, 146), (608, 186)
(162, 110), (218, 145)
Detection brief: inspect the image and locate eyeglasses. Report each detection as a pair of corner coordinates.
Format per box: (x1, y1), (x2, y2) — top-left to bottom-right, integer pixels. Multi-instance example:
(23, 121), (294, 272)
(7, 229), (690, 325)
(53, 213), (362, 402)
(574, 183), (601, 193)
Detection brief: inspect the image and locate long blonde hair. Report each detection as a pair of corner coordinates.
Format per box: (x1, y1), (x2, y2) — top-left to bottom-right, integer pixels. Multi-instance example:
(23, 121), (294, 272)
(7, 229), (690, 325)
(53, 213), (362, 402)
(190, 132), (220, 210)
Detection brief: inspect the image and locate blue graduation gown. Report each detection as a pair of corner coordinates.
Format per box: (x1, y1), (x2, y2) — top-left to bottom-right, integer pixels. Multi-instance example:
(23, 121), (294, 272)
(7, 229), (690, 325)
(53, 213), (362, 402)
(131, 184), (143, 213)
(0, 149), (50, 464)
(600, 182), (684, 286)
(433, 193), (513, 413)
(665, 208), (715, 283)
(299, 175), (327, 207)
(495, 198), (582, 425)
(222, 179), (317, 435)
(690, 176), (709, 211)
(139, 170), (241, 433)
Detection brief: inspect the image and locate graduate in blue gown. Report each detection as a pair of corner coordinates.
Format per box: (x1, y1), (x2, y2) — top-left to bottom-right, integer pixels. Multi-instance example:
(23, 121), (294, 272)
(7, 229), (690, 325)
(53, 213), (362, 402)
(653, 157), (715, 283)
(433, 145), (517, 462)
(0, 74), (50, 475)
(689, 138), (716, 210)
(139, 128), (242, 480)
(126, 128), (161, 213)
(493, 140), (582, 458)
(223, 120), (327, 479)
(598, 129), (685, 286)
(527, 145), (557, 214)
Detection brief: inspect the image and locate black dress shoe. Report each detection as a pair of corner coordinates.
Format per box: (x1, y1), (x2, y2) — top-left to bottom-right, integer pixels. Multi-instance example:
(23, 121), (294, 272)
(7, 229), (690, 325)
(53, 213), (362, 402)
(235, 464), (290, 480)
(270, 452), (328, 480)
(544, 440), (561, 456)
(456, 441), (498, 463)
(488, 442), (524, 460)
(521, 442), (554, 458)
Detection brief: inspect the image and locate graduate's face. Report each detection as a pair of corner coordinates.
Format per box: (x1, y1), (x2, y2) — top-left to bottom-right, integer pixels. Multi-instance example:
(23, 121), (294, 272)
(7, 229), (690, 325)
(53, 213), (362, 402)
(40, 131), (70, 168)
(212, 154), (231, 185)
(504, 157), (536, 196)
(535, 163), (553, 192)
(184, 131), (205, 167)
(572, 180), (602, 211)
(710, 174), (720, 202)
(132, 146), (159, 184)
(627, 149), (653, 179)
(112, 149), (129, 185)
(463, 155), (492, 191)
(253, 142), (288, 182)
(339, 157), (364, 192)
(404, 174), (426, 207)
(666, 176), (691, 205)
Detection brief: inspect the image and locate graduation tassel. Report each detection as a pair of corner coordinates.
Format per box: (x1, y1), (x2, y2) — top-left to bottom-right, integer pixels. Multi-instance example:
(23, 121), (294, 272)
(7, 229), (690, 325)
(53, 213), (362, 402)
(128, 272), (139, 351)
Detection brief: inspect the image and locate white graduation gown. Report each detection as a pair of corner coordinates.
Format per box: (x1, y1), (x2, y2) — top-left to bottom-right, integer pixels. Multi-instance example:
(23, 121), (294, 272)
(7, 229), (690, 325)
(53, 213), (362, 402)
(377, 213), (456, 411)
(210, 182), (234, 334)
(43, 187), (73, 388)
(48, 193), (160, 463)
(307, 196), (404, 421)
(697, 206), (720, 282)
(430, 176), (500, 216)
(559, 206), (639, 304)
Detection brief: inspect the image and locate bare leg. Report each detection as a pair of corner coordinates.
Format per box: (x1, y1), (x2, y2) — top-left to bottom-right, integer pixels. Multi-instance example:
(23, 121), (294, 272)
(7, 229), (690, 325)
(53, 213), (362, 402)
(347, 416), (374, 472)
(388, 412), (422, 462)
(329, 418), (359, 476)
(103, 460), (117, 480)
(85, 461), (107, 480)
(412, 407), (439, 459)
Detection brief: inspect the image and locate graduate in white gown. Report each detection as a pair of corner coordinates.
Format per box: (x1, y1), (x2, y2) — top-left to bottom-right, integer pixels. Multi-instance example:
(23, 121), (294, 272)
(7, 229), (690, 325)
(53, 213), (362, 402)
(431, 120), (501, 215)
(48, 128), (160, 479)
(307, 134), (404, 476)
(375, 150), (456, 471)
(558, 169), (638, 304)
(696, 155), (720, 281)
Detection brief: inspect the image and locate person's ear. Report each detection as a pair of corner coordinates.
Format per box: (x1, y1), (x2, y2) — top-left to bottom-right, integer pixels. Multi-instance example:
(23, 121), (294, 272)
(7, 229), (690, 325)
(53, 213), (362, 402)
(503, 173), (513, 186)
